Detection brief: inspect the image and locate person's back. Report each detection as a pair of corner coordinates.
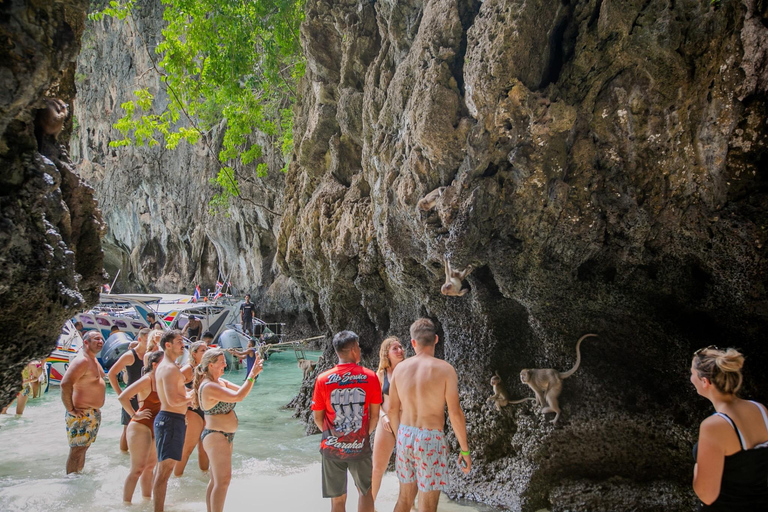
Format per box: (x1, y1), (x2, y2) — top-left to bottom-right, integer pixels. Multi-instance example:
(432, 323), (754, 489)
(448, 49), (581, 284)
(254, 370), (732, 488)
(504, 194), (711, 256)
(394, 355), (454, 430)
(388, 318), (470, 512)
(698, 400), (768, 510)
(714, 400), (768, 454)
(691, 346), (768, 511)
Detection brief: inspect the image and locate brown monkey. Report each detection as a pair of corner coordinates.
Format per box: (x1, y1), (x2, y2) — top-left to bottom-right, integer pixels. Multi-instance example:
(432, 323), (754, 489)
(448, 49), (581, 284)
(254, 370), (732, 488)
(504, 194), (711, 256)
(297, 358), (317, 380)
(487, 371), (535, 411)
(416, 186), (446, 212)
(519, 333), (597, 424)
(440, 258), (473, 296)
(36, 98), (69, 137)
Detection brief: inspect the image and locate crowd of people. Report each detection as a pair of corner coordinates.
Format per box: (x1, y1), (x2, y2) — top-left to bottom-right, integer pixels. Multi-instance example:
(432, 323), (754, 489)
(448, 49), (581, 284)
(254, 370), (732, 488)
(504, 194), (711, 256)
(60, 327), (263, 512)
(311, 319), (471, 512)
(5, 309), (765, 511)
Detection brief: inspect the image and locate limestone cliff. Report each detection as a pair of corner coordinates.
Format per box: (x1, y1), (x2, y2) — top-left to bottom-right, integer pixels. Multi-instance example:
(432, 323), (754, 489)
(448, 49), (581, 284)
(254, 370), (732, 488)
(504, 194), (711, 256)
(71, 0), (312, 325)
(0, 0), (103, 406)
(280, 0), (768, 510)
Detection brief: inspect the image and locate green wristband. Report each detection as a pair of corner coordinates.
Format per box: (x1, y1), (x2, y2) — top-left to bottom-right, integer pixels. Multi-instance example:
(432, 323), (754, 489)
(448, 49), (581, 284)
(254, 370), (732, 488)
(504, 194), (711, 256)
(247, 376), (255, 383)
(460, 450), (470, 456)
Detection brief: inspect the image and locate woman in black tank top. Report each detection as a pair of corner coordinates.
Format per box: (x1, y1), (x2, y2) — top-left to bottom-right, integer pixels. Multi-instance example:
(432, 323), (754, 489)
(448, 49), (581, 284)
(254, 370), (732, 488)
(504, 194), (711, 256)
(691, 346), (768, 510)
(371, 336), (406, 501)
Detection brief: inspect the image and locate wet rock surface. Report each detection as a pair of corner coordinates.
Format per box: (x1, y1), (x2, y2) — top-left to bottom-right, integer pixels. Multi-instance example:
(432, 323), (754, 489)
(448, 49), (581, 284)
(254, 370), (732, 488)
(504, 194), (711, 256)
(0, 0), (103, 406)
(280, 0), (768, 510)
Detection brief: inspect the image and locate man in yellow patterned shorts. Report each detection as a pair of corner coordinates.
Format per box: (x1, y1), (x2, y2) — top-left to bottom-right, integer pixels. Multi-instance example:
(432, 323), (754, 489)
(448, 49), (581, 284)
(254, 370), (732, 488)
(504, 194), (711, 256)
(61, 331), (106, 473)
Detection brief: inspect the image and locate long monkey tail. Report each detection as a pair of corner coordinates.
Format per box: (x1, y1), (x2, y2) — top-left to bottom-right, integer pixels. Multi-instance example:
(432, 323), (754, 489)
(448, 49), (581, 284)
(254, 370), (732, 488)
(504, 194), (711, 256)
(559, 333), (598, 379)
(508, 397), (536, 404)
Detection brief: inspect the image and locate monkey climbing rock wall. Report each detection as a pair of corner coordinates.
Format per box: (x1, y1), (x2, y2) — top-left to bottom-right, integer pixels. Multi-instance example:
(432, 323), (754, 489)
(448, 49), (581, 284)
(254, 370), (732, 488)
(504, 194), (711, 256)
(440, 257), (474, 297)
(519, 333), (597, 424)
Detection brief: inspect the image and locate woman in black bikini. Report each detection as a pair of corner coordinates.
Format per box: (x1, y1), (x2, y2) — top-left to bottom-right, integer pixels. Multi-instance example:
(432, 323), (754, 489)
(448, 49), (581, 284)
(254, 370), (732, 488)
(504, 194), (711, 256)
(691, 346), (768, 510)
(192, 348), (263, 512)
(371, 336), (406, 501)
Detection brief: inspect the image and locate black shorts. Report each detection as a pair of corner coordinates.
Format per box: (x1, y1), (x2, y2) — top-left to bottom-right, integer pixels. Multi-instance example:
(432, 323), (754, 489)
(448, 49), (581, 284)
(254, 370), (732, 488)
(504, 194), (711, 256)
(321, 455), (372, 498)
(120, 396), (139, 426)
(154, 411), (187, 462)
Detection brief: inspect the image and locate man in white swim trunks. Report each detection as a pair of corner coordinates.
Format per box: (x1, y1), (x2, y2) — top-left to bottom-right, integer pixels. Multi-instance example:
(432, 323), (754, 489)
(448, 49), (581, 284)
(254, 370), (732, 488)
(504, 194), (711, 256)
(388, 318), (471, 512)
(61, 331), (106, 474)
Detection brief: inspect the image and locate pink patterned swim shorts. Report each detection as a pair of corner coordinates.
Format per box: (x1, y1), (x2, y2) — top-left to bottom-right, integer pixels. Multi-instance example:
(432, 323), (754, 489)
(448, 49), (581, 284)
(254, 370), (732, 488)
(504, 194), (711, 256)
(395, 424), (448, 492)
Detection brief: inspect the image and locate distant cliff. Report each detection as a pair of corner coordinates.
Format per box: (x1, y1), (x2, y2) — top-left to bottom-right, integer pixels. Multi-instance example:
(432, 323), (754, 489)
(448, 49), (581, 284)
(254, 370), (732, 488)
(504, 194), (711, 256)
(72, 0), (313, 326)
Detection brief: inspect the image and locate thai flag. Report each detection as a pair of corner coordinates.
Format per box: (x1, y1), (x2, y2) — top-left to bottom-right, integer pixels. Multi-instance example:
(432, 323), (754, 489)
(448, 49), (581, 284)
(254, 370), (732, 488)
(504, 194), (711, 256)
(103, 284), (111, 294)
(215, 280), (224, 291)
(193, 285), (201, 302)
(214, 290), (223, 300)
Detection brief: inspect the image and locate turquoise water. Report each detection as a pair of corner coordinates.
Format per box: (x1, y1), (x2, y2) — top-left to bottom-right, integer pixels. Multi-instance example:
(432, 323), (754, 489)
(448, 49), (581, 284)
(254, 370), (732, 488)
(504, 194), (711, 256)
(0, 350), (497, 511)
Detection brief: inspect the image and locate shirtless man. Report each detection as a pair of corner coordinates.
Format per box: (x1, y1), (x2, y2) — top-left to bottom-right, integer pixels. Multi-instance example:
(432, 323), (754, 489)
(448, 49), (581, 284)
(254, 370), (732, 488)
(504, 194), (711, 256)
(388, 318), (471, 512)
(61, 331), (107, 474)
(182, 315), (203, 341)
(108, 328), (149, 452)
(153, 330), (191, 512)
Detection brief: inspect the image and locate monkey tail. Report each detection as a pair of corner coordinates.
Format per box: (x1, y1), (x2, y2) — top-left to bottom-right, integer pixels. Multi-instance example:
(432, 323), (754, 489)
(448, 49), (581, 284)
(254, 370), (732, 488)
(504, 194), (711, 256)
(559, 333), (597, 379)
(508, 397), (536, 404)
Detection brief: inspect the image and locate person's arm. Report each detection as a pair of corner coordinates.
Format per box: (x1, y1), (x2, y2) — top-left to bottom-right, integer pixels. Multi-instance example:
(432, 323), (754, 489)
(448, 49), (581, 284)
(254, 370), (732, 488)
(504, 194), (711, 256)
(118, 375), (151, 419)
(313, 410), (325, 431)
(182, 323), (189, 336)
(107, 351), (134, 395)
(693, 418), (726, 505)
(376, 370), (387, 418)
(179, 364), (194, 384)
(388, 372), (401, 437)
(204, 357), (263, 403)
(228, 348), (246, 358)
(60, 358), (86, 415)
(445, 367), (471, 473)
(368, 403), (380, 434)
(165, 370), (193, 408)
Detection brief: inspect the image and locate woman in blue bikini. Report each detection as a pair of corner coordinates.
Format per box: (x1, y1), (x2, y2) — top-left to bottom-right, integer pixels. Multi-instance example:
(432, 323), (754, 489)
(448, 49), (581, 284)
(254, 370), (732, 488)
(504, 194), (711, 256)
(191, 348), (263, 512)
(691, 346), (768, 510)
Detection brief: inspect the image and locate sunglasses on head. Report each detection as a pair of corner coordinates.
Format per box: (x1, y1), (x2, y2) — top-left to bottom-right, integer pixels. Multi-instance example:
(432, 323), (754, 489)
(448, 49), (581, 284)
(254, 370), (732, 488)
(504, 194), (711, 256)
(694, 345), (721, 356)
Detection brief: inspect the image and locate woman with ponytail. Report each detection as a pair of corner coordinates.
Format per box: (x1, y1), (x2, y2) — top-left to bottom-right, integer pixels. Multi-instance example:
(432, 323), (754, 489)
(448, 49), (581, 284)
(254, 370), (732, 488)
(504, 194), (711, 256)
(194, 348), (263, 512)
(117, 350), (164, 503)
(175, 341), (210, 476)
(691, 346), (768, 510)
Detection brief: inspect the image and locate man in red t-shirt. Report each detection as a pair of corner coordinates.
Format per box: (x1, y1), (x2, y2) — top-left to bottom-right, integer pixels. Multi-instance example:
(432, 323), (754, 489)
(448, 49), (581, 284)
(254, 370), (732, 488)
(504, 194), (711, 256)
(312, 330), (382, 512)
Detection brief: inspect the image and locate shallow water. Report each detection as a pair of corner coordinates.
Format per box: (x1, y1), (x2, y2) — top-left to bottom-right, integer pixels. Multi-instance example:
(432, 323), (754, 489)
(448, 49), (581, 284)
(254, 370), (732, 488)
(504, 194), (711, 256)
(0, 350), (499, 511)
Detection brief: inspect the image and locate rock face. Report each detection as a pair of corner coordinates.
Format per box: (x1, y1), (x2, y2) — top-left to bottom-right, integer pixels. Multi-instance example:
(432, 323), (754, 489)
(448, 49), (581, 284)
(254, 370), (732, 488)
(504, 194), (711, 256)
(280, 0), (768, 510)
(0, 0), (103, 407)
(72, 0), (313, 326)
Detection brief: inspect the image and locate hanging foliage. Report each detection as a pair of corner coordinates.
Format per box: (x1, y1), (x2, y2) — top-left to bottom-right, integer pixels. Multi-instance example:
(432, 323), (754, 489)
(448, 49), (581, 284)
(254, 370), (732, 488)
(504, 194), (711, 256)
(91, 0), (306, 212)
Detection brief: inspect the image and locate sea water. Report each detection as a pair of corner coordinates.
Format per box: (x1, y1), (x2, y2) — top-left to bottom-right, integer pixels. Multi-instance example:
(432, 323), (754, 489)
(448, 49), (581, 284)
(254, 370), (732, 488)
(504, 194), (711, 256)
(0, 350), (499, 511)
